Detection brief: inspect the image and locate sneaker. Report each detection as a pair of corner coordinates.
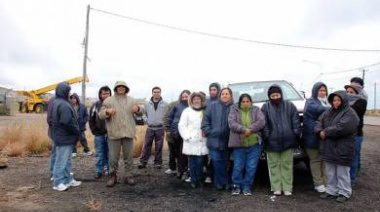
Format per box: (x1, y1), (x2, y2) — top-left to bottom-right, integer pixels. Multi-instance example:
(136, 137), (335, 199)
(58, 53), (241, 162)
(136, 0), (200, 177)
(165, 169), (176, 175)
(83, 151), (93, 156)
(53, 183), (69, 191)
(50, 174), (54, 181)
(243, 190), (252, 196)
(335, 194), (348, 203)
(231, 186), (241, 196)
(284, 191), (292, 196)
(273, 190), (281, 196)
(154, 164), (162, 169)
(190, 182), (197, 189)
(185, 177), (191, 183)
(138, 163), (147, 169)
(67, 179), (82, 187)
(319, 193), (337, 199)
(71, 153), (77, 158)
(181, 174), (188, 182)
(94, 173), (102, 179)
(204, 177), (212, 184)
(315, 185), (326, 193)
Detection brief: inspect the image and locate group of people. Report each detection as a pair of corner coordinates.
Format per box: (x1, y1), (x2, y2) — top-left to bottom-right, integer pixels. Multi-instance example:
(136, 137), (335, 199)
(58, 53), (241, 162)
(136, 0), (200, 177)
(47, 77), (367, 204)
(48, 81), (143, 191)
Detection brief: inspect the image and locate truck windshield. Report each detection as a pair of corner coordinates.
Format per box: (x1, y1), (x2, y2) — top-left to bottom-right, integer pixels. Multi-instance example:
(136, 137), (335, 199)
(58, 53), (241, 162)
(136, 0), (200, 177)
(229, 81), (303, 103)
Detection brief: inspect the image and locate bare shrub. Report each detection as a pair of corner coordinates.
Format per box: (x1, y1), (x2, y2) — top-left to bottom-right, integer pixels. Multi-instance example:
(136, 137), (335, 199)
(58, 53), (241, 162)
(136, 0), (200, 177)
(24, 130), (50, 155)
(84, 199), (102, 211)
(133, 125), (146, 158)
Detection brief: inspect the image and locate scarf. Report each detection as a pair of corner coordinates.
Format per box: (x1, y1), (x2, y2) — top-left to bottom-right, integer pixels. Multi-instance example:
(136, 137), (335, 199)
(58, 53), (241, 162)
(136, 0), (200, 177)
(347, 93), (365, 106)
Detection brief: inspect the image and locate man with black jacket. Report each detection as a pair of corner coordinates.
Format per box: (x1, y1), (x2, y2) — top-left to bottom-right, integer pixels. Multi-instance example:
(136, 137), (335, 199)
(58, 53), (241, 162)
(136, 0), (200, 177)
(89, 86), (112, 179)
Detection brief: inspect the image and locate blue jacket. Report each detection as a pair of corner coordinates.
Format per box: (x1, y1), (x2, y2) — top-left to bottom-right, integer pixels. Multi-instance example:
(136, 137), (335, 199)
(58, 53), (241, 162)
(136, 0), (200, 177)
(201, 100), (233, 151)
(261, 85), (301, 152)
(71, 93), (89, 132)
(302, 82), (329, 149)
(52, 83), (80, 146)
(168, 101), (188, 138)
(205, 82), (221, 108)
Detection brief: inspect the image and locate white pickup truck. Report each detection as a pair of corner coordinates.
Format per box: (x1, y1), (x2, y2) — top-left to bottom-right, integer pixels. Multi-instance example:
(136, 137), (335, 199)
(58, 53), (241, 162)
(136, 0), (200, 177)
(228, 80), (308, 164)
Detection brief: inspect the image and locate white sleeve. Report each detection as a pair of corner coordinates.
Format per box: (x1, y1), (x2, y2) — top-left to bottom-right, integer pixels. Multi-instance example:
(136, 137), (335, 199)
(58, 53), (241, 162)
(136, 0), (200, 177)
(178, 109), (190, 140)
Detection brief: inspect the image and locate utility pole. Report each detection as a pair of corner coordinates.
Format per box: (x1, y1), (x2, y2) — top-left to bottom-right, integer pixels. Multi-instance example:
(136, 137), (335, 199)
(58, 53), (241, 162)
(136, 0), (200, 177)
(375, 82), (377, 110)
(362, 69), (366, 82)
(82, 5), (90, 104)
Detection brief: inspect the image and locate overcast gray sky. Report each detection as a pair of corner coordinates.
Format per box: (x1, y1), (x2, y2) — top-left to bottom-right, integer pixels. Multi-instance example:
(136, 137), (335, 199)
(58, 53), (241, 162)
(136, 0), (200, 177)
(1, 0), (379, 108)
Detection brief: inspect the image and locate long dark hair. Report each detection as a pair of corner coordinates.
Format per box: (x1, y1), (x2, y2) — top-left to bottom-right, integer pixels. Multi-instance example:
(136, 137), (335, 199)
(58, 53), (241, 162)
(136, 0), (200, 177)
(238, 93), (252, 108)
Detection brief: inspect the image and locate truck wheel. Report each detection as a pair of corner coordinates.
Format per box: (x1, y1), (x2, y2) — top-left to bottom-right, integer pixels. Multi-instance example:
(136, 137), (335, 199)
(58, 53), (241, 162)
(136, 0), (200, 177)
(35, 104), (44, 113)
(20, 104), (28, 113)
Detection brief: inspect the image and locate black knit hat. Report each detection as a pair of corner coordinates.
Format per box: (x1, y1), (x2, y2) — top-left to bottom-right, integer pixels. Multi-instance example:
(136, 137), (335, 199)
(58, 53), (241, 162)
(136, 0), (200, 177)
(268, 86), (282, 97)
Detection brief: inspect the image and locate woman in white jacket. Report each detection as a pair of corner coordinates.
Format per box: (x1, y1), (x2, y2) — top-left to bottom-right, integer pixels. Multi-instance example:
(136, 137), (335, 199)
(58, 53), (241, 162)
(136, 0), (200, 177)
(178, 92), (208, 189)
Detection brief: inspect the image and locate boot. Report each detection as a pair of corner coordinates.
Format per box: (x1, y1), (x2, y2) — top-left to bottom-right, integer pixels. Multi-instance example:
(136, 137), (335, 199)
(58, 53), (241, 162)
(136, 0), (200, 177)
(107, 172), (117, 187)
(124, 176), (136, 186)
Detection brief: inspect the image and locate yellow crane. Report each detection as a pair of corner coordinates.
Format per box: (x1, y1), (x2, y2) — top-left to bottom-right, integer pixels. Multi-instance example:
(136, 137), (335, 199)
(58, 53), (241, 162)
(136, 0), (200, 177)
(16, 75), (89, 113)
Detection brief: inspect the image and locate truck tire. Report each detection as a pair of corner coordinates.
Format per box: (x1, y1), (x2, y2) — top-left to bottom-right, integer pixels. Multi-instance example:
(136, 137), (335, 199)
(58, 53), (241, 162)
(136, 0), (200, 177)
(35, 104), (44, 113)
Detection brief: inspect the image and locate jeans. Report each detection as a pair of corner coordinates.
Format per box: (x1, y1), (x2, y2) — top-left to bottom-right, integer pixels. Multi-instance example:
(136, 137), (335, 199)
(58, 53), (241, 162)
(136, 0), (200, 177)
(53, 145), (74, 187)
(139, 128), (165, 165)
(73, 131), (90, 153)
(50, 140), (56, 174)
(209, 149), (229, 188)
(350, 136), (363, 183)
(189, 156), (204, 183)
(94, 135), (109, 175)
(232, 144), (261, 191)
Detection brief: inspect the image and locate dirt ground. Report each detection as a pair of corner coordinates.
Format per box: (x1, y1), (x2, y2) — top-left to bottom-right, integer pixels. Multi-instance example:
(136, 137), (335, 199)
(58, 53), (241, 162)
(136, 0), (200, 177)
(0, 117), (380, 212)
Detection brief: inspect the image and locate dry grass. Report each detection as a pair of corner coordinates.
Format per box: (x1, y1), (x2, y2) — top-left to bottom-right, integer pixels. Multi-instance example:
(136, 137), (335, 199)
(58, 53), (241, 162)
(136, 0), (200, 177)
(133, 125), (168, 158)
(0, 117), (167, 158)
(366, 109), (380, 116)
(0, 123), (50, 157)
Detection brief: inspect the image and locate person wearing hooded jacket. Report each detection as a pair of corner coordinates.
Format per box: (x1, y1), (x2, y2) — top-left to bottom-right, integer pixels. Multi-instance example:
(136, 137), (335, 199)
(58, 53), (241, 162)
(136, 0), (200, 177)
(163, 99), (179, 175)
(261, 85), (301, 196)
(89, 86), (112, 179)
(99, 81), (144, 187)
(178, 92), (208, 188)
(51, 82), (81, 191)
(203, 82), (221, 183)
(205, 82), (221, 107)
(344, 83), (367, 184)
(70, 93), (92, 157)
(201, 87), (234, 190)
(302, 82), (329, 193)
(228, 93), (265, 196)
(47, 96), (56, 180)
(315, 91), (359, 203)
(168, 90), (191, 180)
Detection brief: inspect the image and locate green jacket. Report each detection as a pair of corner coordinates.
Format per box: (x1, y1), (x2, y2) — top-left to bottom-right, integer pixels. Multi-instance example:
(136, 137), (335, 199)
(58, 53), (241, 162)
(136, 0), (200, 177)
(99, 81), (143, 140)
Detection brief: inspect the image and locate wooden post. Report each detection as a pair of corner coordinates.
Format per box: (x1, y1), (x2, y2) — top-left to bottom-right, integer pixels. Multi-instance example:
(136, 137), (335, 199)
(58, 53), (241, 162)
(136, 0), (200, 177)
(82, 5), (90, 104)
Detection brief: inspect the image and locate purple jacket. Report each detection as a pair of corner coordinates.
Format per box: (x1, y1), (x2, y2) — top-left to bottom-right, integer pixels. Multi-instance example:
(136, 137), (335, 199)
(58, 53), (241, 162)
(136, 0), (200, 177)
(228, 104), (265, 148)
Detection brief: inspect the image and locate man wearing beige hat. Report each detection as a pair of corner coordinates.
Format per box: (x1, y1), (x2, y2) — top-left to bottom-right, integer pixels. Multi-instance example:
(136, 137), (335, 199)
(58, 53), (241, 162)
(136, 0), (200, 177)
(99, 81), (144, 187)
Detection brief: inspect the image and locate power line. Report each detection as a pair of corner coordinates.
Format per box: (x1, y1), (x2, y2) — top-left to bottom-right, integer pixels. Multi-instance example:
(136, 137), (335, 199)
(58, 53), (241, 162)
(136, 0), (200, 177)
(320, 62), (380, 75)
(90, 7), (380, 53)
